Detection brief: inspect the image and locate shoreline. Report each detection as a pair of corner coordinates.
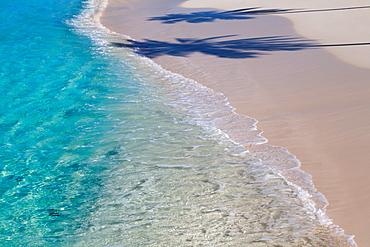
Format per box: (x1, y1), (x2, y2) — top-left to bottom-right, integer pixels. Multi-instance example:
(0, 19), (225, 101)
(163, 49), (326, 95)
(101, 0), (370, 245)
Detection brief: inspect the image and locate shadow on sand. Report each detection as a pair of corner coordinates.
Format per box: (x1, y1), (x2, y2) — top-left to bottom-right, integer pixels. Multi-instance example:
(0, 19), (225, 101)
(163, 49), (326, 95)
(148, 6), (370, 24)
(110, 35), (316, 59)
(147, 8), (293, 24)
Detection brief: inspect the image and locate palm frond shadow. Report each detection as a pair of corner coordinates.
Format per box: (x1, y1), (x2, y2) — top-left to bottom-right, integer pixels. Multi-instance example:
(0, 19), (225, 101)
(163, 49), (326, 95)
(110, 35), (316, 59)
(148, 8), (293, 24)
(148, 6), (370, 24)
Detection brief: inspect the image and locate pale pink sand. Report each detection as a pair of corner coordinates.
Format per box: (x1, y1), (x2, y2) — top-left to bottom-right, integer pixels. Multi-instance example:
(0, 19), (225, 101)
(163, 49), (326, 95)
(181, 0), (370, 70)
(101, 0), (370, 245)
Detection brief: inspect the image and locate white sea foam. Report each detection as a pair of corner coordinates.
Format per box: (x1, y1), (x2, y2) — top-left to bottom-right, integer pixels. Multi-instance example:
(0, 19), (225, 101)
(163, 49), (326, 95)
(69, 0), (357, 246)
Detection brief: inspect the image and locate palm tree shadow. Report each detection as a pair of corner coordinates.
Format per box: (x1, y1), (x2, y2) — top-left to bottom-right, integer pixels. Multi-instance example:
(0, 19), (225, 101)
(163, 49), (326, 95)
(110, 35), (317, 59)
(148, 7), (294, 24)
(148, 6), (370, 24)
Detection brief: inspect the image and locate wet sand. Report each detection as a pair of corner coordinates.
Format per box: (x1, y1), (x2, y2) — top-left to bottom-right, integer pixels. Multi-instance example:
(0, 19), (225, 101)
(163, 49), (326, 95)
(101, 0), (370, 245)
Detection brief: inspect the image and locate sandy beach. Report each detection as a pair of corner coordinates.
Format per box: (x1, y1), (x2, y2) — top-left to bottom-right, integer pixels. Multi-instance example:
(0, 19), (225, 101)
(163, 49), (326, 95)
(101, 0), (370, 245)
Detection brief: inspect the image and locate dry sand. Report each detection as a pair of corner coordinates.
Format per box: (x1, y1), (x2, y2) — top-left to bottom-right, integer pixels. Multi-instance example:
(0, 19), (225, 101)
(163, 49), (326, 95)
(181, 0), (370, 70)
(101, 0), (370, 245)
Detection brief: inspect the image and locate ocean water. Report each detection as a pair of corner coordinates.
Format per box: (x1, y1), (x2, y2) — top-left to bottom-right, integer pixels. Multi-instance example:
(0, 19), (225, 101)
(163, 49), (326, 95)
(0, 0), (357, 246)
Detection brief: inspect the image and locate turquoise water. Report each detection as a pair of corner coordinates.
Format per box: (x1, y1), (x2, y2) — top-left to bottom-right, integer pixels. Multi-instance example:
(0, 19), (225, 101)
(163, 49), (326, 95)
(1, 0), (136, 244)
(0, 0), (356, 246)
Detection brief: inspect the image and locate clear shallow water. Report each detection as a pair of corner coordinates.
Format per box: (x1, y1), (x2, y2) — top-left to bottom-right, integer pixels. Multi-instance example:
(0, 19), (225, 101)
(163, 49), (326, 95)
(0, 0), (356, 246)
